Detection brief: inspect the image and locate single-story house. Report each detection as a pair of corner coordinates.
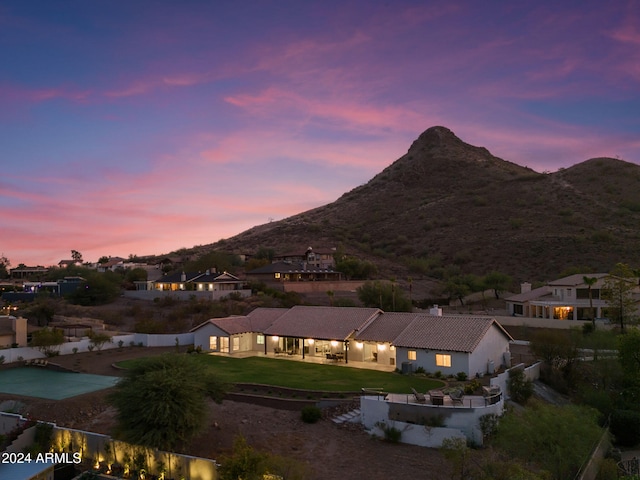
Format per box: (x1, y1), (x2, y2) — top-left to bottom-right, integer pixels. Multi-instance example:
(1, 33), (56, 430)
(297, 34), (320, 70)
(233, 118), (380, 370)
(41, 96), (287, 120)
(193, 271), (244, 292)
(152, 270), (244, 292)
(9, 265), (49, 279)
(191, 306), (513, 376)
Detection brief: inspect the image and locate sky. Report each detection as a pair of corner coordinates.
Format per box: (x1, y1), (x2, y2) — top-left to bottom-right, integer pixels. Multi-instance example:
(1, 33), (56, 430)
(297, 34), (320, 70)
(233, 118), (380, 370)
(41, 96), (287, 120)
(1, 1), (639, 267)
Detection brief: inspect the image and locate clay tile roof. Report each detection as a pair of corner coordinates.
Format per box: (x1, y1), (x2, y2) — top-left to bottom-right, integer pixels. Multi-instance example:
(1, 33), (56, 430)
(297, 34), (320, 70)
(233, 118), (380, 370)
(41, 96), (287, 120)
(355, 312), (419, 342)
(263, 305), (381, 341)
(392, 315), (512, 353)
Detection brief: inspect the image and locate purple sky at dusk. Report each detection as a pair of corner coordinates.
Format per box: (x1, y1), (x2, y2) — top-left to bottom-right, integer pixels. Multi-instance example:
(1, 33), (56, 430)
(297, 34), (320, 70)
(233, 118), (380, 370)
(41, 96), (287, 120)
(1, 1), (639, 267)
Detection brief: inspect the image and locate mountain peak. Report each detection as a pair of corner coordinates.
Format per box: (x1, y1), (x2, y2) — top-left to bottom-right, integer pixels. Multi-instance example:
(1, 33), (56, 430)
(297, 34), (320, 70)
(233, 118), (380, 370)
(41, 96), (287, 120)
(408, 126), (459, 152)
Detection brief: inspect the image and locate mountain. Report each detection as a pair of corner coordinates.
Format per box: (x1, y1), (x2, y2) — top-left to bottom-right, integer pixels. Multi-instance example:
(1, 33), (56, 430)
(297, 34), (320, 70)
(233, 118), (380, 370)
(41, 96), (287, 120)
(206, 126), (640, 286)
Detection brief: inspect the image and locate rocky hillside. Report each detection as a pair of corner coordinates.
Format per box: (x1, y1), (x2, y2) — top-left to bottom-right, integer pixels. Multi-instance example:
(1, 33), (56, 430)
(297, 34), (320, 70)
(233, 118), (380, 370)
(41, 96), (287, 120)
(201, 126), (640, 286)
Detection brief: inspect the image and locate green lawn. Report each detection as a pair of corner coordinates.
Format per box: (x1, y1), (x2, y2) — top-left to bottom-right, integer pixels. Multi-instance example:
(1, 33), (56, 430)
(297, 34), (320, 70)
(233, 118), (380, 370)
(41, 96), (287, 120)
(118, 355), (444, 393)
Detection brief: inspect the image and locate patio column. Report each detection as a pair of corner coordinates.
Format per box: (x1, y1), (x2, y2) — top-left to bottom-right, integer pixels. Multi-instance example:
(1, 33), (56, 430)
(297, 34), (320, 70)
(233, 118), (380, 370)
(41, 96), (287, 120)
(302, 339), (305, 359)
(344, 340), (349, 364)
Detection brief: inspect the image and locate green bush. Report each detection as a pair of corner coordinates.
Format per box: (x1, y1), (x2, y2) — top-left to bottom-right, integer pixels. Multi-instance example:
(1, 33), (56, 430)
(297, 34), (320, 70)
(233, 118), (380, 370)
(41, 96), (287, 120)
(376, 422), (402, 443)
(300, 406), (322, 424)
(508, 368), (534, 404)
(456, 372), (467, 381)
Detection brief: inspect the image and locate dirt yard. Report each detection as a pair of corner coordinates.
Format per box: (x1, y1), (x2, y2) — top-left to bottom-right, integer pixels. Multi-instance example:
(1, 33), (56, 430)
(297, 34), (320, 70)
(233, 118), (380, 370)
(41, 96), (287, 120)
(0, 347), (452, 479)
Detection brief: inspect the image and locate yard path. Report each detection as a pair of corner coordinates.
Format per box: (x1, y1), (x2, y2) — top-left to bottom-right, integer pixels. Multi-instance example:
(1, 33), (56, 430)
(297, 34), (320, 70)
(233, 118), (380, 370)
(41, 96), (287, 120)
(1, 346), (453, 479)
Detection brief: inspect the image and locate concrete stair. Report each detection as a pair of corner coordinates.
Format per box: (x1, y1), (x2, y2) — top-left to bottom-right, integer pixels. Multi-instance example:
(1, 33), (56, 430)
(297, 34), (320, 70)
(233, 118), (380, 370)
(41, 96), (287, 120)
(331, 408), (361, 424)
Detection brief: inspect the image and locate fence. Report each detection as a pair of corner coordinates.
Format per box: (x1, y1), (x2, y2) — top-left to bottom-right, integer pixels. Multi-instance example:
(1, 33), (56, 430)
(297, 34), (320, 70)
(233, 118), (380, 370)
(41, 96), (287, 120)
(0, 332), (195, 364)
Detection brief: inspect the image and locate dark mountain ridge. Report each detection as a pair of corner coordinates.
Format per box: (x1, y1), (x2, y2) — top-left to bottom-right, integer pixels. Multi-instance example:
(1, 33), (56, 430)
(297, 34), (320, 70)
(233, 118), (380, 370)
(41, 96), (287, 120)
(202, 126), (640, 285)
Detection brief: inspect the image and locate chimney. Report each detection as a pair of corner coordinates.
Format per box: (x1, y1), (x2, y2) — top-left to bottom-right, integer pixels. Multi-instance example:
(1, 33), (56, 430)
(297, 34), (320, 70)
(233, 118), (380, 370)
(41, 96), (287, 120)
(181, 271), (186, 282)
(520, 282), (531, 294)
(205, 269), (210, 275)
(429, 304), (443, 316)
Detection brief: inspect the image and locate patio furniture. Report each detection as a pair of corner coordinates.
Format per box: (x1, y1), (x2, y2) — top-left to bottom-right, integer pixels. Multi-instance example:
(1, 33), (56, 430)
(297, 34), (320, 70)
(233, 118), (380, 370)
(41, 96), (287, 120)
(449, 389), (464, 405)
(411, 387), (426, 403)
(429, 389), (444, 405)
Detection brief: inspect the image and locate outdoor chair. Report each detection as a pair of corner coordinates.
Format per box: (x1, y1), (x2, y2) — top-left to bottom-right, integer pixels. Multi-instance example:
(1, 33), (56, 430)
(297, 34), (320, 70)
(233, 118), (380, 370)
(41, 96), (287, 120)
(411, 387), (426, 403)
(449, 389), (464, 405)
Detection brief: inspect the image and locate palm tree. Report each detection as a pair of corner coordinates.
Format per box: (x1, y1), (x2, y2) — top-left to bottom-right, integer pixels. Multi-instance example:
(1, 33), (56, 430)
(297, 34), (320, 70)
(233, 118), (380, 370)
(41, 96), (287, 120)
(583, 276), (598, 326)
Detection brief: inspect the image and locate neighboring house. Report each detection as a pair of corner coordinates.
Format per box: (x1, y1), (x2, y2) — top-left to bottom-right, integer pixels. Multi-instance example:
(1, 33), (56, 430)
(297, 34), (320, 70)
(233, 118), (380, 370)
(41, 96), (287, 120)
(506, 274), (640, 320)
(272, 246), (336, 269)
(190, 306), (513, 376)
(153, 271), (204, 291)
(245, 261), (342, 284)
(95, 257), (126, 272)
(152, 270), (244, 292)
(57, 259), (82, 268)
(193, 271), (243, 292)
(9, 265), (49, 279)
(0, 315), (27, 347)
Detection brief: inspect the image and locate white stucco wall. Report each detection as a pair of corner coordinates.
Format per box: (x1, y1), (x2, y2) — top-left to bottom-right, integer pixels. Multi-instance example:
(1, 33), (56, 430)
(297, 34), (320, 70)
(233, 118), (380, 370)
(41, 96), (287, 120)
(468, 325), (510, 377)
(360, 395), (504, 447)
(396, 347), (468, 375)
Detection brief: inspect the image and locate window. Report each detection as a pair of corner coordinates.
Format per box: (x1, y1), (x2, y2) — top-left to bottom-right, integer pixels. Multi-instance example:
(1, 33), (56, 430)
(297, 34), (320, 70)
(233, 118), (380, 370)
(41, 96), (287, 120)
(513, 304), (523, 315)
(232, 337), (240, 351)
(209, 336), (218, 351)
(435, 354), (451, 367)
(257, 334), (265, 345)
(274, 273), (281, 279)
(408, 350), (417, 361)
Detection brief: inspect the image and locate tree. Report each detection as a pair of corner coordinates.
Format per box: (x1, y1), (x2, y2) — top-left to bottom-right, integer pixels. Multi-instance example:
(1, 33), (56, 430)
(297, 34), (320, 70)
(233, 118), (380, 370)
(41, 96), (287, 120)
(442, 275), (471, 306)
(108, 354), (226, 451)
(617, 328), (640, 392)
(335, 257), (377, 280)
(601, 263), (638, 333)
(71, 250), (83, 263)
(66, 270), (120, 305)
(357, 280), (412, 311)
(582, 275), (598, 325)
(87, 330), (112, 352)
(483, 271), (512, 299)
(0, 254), (10, 278)
(31, 327), (65, 357)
